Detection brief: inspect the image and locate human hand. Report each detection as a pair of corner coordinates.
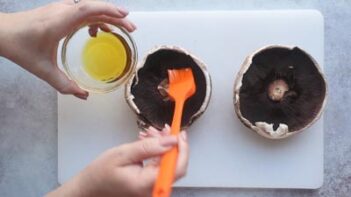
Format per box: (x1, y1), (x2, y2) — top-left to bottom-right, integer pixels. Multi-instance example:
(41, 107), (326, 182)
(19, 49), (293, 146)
(47, 126), (189, 197)
(0, 0), (136, 99)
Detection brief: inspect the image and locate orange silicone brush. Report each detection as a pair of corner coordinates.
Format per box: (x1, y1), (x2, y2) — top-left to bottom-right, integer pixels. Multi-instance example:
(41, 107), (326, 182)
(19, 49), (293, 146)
(152, 68), (196, 197)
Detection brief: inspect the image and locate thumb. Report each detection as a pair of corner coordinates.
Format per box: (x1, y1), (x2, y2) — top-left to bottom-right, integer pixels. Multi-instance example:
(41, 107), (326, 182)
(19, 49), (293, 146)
(117, 136), (178, 165)
(46, 67), (89, 100)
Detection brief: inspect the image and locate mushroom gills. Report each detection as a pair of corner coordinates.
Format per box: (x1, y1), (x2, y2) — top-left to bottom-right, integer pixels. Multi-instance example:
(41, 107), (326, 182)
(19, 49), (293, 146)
(239, 47), (326, 133)
(130, 49), (208, 129)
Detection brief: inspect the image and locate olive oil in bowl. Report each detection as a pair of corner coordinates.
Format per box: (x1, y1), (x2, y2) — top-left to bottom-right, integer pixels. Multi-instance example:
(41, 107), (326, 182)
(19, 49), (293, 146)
(62, 23), (137, 93)
(82, 32), (132, 83)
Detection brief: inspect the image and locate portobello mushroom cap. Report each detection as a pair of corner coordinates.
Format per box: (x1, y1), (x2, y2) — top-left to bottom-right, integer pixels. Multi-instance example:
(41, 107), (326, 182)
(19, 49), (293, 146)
(125, 46), (211, 130)
(234, 45), (327, 139)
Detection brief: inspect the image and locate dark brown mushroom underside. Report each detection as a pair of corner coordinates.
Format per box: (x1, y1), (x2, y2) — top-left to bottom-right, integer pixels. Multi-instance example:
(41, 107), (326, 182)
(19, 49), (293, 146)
(239, 47), (326, 132)
(131, 49), (207, 129)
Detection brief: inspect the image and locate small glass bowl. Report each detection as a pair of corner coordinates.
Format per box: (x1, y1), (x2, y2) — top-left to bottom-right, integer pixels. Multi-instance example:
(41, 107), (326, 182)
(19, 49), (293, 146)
(61, 23), (137, 93)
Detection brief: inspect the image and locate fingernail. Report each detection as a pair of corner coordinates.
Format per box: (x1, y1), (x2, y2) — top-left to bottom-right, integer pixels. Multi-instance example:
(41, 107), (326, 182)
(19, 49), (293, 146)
(131, 23), (137, 31)
(148, 126), (158, 133)
(78, 91), (88, 97)
(146, 129), (155, 135)
(159, 136), (177, 147)
(139, 131), (147, 136)
(162, 125), (167, 132)
(74, 93), (88, 100)
(88, 27), (98, 37)
(118, 6), (129, 15)
(165, 124), (171, 131)
(180, 131), (187, 141)
(82, 94), (88, 99)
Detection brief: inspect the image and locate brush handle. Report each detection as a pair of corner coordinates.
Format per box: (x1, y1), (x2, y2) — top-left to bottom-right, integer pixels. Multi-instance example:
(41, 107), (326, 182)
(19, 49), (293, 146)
(152, 99), (185, 197)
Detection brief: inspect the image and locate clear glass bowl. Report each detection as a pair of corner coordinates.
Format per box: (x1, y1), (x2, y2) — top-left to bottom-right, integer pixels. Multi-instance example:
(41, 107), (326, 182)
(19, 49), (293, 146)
(61, 23), (137, 93)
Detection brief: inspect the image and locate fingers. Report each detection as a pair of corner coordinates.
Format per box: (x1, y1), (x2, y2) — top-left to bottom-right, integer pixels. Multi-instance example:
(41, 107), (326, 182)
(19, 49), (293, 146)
(138, 164), (159, 189)
(138, 125), (174, 166)
(175, 131), (189, 180)
(85, 15), (136, 32)
(88, 24), (98, 37)
(139, 130), (188, 188)
(46, 67), (89, 100)
(138, 124), (170, 139)
(74, 0), (129, 20)
(138, 131), (147, 140)
(98, 23), (112, 32)
(146, 126), (162, 137)
(138, 125), (188, 181)
(162, 124), (171, 135)
(88, 23), (112, 37)
(133, 128), (188, 190)
(116, 136), (178, 165)
(65, 0), (136, 32)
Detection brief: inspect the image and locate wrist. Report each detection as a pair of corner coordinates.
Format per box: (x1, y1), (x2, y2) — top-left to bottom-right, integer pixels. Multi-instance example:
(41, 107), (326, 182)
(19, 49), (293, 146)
(0, 13), (15, 58)
(0, 13), (7, 56)
(46, 167), (101, 197)
(46, 174), (86, 197)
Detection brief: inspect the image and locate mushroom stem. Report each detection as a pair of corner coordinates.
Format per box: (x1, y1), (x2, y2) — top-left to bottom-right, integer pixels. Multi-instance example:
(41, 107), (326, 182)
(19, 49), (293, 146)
(268, 79), (289, 102)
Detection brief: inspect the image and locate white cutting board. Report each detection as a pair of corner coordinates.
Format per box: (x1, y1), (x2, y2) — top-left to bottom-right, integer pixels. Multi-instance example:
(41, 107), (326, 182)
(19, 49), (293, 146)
(58, 10), (324, 188)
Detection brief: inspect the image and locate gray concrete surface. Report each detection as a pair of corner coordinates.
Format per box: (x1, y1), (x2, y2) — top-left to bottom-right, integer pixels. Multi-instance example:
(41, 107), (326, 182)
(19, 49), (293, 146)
(0, 0), (350, 196)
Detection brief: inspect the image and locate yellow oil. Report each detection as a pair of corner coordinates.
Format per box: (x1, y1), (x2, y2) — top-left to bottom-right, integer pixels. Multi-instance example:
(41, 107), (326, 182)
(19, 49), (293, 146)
(82, 32), (130, 82)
